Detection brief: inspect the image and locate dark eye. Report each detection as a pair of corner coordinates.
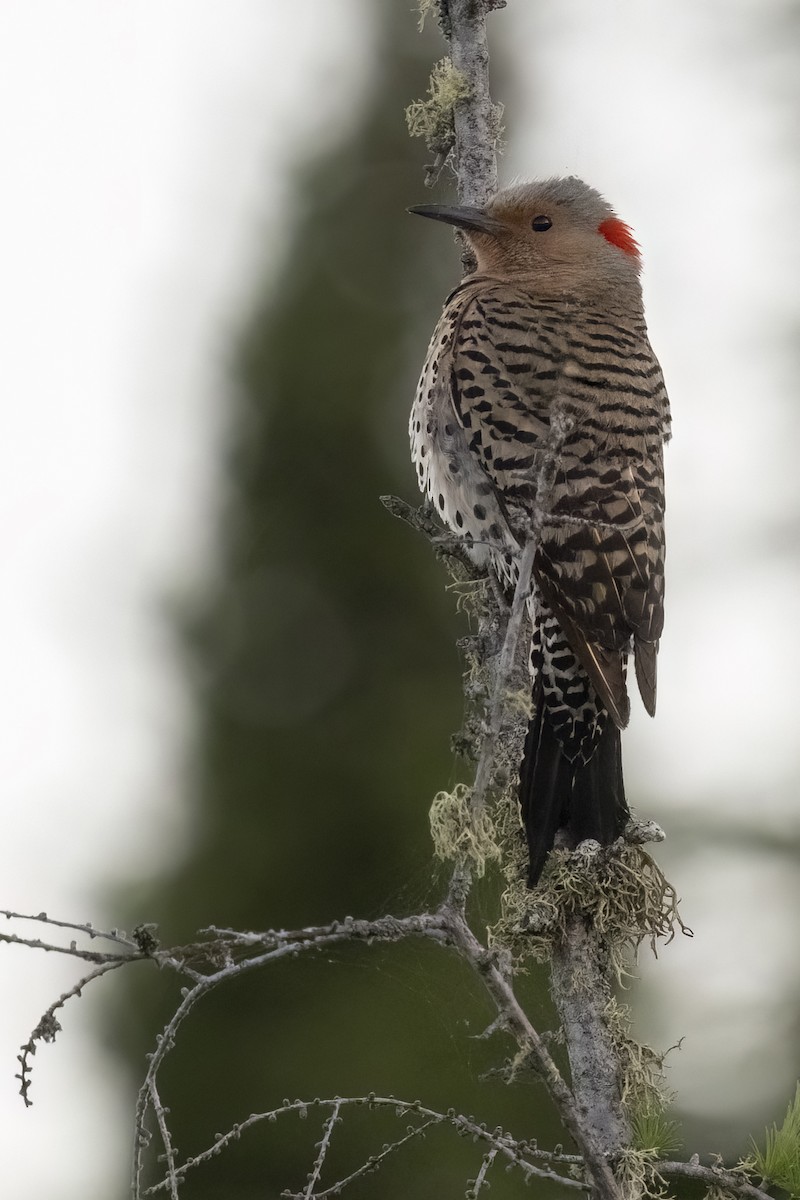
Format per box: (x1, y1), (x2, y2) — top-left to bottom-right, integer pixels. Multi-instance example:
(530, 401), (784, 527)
(531, 215), (552, 232)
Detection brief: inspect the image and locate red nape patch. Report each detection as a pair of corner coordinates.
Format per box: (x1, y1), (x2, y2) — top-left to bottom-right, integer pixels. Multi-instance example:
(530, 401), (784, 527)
(598, 217), (640, 259)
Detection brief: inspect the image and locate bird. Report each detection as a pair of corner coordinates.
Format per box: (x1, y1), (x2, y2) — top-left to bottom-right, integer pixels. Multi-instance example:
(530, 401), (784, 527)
(408, 177), (670, 885)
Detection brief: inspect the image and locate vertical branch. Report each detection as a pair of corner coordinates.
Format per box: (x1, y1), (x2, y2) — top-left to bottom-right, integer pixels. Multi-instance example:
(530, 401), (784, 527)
(440, 0), (503, 273)
(469, 540), (534, 813)
(415, 3), (642, 1193)
(426, 0), (511, 908)
(446, 0), (502, 207)
(550, 918), (630, 1156)
(443, 903), (622, 1200)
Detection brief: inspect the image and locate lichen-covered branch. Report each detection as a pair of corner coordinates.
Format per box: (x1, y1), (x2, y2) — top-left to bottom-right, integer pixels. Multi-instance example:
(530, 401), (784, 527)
(446, 0), (503, 209)
(654, 1159), (774, 1200)
(406, 0), (503, 252)
(469, 540), (535, 817)
(549, 917), (630, 1155)
(442, 900), (622, 1200)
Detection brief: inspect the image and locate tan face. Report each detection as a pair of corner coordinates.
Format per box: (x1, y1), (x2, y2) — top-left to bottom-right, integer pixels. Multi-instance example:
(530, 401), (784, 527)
(409, 177), (642, 291)
(472, 186), (641, 279)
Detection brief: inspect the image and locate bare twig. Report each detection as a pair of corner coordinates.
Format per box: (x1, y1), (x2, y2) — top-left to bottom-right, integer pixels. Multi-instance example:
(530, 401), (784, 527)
(655, 1159), (774, 1200)
(0, 901), (619, 1200)
(142, 1094), (586, 1197)
(5, 903), (751, 1200)
(16, 957), (130, 1106)
(302, 1100), (341, 1198)
(0, 929), (134, 964)
(380, 495), (482, 576)
(305, 1117), (441, 1200)
(472, 1147), (498, 1197)
(149, 1075), (180, 1200)
(132, 914), (451, 1198)
(0, 908), (140, 949)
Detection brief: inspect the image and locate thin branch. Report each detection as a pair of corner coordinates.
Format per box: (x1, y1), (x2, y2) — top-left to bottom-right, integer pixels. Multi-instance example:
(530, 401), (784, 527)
(0, 902), (640, 1200)
(656, 1159), (774, 1200)
(201, 912), (451, 951)
(380, 495), (483, 576)
(435, 0), (502, 270)
(0, 908), (140, 949)
(0, 929), (135, 964)
(303, 1100), (341, 1198)
(305, 1117), (441, 1200)
(16, 956), (130, 1106)
(133, 914), (451, 1198)
(1, 898), (679, 1200)
(470, 538), (535, 814)
(142, 1095), (586, 1197)
(149, 1075), (180, 1200)
(472, 1148), (498, 1196)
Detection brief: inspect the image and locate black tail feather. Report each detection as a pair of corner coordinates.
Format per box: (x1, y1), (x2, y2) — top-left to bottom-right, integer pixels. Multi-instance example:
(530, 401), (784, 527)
(519, 694), (572, 886)
(520, 687), (629, 887)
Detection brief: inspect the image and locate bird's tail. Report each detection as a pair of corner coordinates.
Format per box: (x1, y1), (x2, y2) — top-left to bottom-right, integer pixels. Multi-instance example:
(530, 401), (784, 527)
(519, 682), (628, 886)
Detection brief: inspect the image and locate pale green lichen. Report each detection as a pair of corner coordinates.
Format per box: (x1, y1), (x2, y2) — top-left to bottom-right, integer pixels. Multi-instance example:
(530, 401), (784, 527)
(604, 995), (671, 1120)
(614, 1147), (670, 1200)
(429, 783), (501, 877)
(446, 575), (491, 619)
(491, 843), (688, 968)
(504, 686), (534, 720)
(405, 58), (471, 157)
(415, 0), (435, 32)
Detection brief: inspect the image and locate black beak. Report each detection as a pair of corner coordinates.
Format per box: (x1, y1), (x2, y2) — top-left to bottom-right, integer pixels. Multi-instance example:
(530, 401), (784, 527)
(407, 203), (507, 237)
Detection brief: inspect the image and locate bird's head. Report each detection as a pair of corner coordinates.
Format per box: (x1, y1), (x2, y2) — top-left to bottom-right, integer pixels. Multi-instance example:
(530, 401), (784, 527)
(409, 176), (642, 296)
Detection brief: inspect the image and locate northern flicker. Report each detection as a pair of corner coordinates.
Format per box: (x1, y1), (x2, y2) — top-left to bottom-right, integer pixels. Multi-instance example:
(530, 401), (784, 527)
(409, 177), (669, 885)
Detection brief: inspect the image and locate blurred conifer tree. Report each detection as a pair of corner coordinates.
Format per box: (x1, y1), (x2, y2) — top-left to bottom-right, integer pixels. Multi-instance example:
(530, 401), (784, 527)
(110, 3), (562, 1196)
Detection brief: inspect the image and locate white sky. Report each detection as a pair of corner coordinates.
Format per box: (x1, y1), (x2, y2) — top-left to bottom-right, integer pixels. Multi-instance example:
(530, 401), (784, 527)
(0, 1), (797, 1195)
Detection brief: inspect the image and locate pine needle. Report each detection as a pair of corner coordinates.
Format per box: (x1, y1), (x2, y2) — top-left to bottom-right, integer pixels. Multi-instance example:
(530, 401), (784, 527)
(752, 1083), (800, 1197)
(631, 1105), (682, 1156)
